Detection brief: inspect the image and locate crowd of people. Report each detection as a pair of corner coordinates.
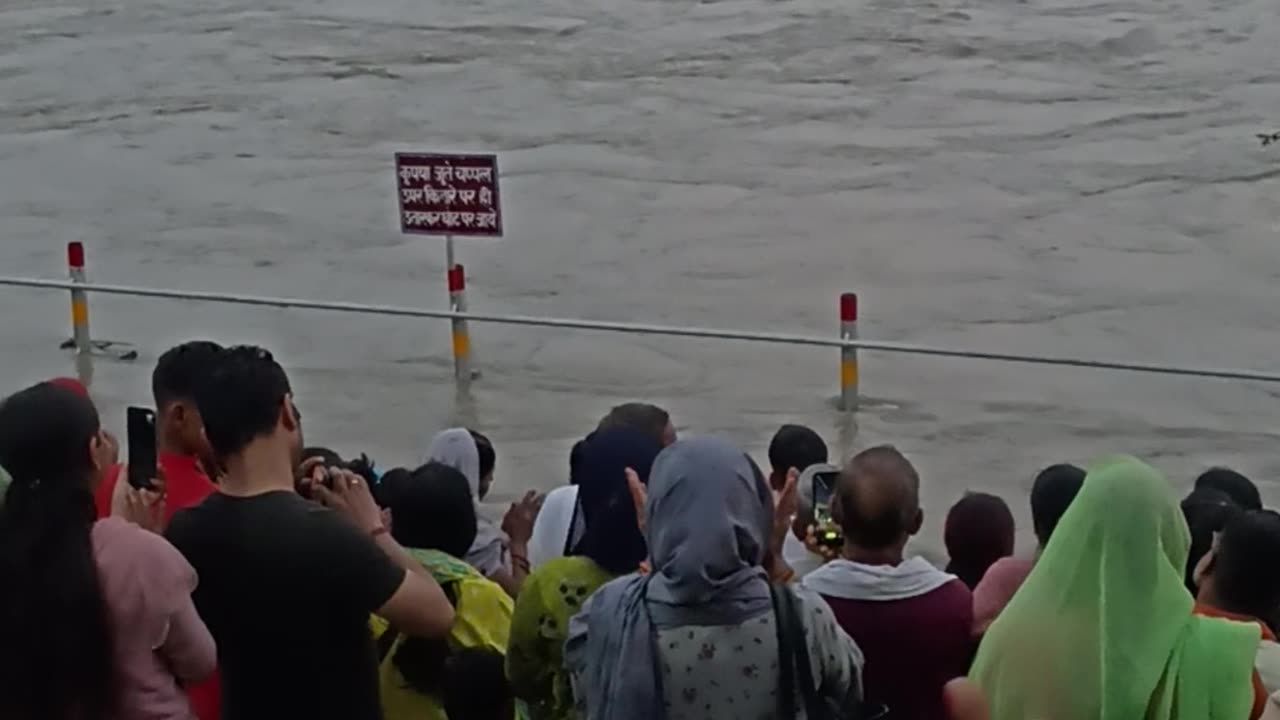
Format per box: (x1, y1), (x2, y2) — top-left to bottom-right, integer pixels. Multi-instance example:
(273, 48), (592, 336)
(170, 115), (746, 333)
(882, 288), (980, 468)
(1, 340), (1279, 720)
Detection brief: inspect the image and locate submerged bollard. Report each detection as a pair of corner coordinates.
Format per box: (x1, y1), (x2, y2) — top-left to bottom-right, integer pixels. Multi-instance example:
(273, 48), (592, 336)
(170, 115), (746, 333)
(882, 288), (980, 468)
(65, 242), (95, 387)
(58, 242), (137, 379)
(840, 292), (858, 411)
(448, 263), (473, 385)
(68, 241), (93, 353)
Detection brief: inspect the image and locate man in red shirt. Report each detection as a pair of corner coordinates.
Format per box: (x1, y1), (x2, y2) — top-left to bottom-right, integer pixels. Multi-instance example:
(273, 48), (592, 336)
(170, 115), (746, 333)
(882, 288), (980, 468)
(94, 340), (223, 720)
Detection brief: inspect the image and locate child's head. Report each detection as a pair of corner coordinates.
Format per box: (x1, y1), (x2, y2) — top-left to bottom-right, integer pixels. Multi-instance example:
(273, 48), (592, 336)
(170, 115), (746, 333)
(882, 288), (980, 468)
(442, 649), (513, 720)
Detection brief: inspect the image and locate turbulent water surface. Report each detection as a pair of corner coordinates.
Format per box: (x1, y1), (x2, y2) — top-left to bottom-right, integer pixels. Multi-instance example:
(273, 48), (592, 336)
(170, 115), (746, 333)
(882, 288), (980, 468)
(2, 0), (1279, 546)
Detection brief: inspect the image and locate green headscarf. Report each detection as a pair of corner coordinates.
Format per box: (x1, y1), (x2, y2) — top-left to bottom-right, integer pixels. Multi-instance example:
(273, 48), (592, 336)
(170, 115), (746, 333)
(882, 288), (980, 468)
(971, 455), (1260, 720)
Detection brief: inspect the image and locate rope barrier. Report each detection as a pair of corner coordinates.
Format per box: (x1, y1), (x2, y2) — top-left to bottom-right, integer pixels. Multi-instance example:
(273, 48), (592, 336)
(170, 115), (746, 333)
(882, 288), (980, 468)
(3, 275), (1279, 385)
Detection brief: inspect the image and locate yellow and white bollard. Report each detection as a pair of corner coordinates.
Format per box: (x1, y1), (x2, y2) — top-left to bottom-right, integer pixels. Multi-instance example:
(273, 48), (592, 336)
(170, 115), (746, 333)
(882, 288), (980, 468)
(447, 263), (473, 385)
(60, 242), (137, 380)
(839, 293), (858, 412)
(67, 242), (92, 356)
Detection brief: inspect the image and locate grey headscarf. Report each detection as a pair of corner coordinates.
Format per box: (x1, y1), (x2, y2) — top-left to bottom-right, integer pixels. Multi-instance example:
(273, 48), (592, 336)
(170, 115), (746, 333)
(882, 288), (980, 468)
(425, 428), (507, 576)
(565, 436), (774, 720)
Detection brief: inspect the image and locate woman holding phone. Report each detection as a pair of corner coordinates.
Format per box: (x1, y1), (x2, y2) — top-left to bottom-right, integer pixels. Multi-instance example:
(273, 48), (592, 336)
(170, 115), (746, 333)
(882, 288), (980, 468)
(0, 381), (216, 720)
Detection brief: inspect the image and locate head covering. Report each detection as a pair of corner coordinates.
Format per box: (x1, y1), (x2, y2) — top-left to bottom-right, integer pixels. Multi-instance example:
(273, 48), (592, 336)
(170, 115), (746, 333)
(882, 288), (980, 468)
(944, 492), (1015, 589)
(570, 428), (661, 575)
(971, 455), (1261, 720)
(425, 429), (482, 497)
(565, 436), (774, 720)
(526, 485), (578, 569)
(425, 428), (506, 576)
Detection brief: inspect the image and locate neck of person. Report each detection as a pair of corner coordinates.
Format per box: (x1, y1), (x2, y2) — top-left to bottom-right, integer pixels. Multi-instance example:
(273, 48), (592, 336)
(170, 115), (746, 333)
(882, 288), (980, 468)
(1198, 581), (1257, 620)
(217, 437), (296, 497)
(156, 429), (187, 459)
(841, 540), (906, 567)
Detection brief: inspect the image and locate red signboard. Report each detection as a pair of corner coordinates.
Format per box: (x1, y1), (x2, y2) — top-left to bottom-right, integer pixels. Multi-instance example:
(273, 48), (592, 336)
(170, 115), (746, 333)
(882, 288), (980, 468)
(395, 153), (503, 237)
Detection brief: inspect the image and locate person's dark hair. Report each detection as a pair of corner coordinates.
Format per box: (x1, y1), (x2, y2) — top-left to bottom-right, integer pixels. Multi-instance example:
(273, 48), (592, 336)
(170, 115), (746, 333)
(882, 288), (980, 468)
(767, 424), (829, 476)
(1195, 467), (1262, 511)
(944, 492), (1015, 589)
(152, 340), (224, 407)
(382, 462), (477, 559)
(302, 446), (345, 468)
(469, 430), (495, 480)
(380, 464), (477, 700)
(302, 447), (378, 487)
(374, 467), (411, 508)
(346, 453), (378, 486)
(837, 445), (920, 550)
(1182, 486), (1242, 593)
(568, 432), (595, 486)
(1211, 510), (1280, 619)
(572, 428), (663, 574)
(194, 345), (291, 459)
(0, 382), (117, 720)
(1030, 463), (1086, 546)
(442, 649), (514, 720)
(597, 403), (670, 446)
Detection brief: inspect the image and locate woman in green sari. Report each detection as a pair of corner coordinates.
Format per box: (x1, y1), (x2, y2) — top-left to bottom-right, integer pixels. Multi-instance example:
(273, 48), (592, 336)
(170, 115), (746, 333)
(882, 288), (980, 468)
(971, 455), (1260, 720)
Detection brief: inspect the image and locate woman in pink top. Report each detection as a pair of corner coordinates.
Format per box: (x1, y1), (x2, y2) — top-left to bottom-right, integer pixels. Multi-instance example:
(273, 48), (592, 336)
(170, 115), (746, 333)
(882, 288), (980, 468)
(972, 463), (1084, 634)
(0, 381), (216, 720)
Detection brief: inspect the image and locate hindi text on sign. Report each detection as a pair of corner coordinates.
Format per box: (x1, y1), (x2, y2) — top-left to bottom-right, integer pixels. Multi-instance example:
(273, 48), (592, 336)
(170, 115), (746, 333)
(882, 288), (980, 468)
(394, 153), (503, 237)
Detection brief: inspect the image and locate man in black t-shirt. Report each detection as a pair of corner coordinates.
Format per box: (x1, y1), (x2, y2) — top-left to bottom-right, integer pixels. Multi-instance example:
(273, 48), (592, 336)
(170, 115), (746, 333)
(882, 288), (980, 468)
(166, 346), (455, 720)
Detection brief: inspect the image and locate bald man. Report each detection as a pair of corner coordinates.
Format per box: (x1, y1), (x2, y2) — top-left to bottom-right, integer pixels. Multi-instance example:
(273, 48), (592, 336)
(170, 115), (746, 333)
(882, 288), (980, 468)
(802, 446), (974, 720)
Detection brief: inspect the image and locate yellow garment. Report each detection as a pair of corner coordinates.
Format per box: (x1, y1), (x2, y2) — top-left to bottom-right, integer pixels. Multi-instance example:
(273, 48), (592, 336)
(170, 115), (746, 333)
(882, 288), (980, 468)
(373, 550), (514, 720)
(507, 556), (614, 720)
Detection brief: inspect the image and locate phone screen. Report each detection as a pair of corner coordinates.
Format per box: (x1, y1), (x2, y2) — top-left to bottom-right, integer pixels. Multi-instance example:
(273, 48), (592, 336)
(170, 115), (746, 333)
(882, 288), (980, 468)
(811, 470), (839, 524)
(810, 470), (843, 548)
(126, 406), (157, 491)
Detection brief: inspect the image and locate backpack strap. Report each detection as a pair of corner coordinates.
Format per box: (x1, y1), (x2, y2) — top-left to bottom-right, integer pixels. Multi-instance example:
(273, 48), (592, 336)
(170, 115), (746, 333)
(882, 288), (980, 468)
(771, 583), (799, 717)
(776, 584), (828, 719)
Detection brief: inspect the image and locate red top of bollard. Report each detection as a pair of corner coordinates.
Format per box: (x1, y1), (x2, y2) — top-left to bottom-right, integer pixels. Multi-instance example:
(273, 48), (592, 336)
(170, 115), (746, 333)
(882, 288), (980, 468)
(447, 265), (465, 293)
(840, 293), (858, 322)
(67, 242), (85, 269)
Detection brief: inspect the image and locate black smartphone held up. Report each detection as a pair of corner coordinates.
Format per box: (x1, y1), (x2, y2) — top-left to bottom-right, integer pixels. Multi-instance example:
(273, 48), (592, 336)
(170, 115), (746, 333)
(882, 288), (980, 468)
(804, 464), (844, 548)
(126, 406), (158, 491)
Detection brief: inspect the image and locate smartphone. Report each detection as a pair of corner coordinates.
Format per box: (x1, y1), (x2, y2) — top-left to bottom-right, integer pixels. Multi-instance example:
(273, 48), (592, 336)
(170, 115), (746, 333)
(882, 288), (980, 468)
(804, 465), (843, 548)
(811, 470), (839, 525)
(126, 406), (157, 491)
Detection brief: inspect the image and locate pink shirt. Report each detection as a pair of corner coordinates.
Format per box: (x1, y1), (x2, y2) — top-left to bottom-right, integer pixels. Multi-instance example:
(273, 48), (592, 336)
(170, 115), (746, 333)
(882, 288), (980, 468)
(93, 518), (216, 720)
(971, 555), (1034, 634)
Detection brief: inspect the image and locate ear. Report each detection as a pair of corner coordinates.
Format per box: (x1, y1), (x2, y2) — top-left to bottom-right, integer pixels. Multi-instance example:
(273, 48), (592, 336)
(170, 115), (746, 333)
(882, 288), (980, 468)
(280, 394), (298, 434)
(89, 434), (105, 473)
(909, 508), (925, 536)
(169, 402), (188, 427)
(1194, 533), (1222, 589)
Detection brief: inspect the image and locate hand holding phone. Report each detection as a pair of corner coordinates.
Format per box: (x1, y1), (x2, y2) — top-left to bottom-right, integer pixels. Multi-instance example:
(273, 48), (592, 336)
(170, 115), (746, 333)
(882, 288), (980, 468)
(126, 407), (158, 491)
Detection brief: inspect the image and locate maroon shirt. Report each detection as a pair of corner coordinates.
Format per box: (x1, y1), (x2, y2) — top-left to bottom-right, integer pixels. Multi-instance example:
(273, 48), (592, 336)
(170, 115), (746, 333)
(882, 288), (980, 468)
(819, 579), (974, 720)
